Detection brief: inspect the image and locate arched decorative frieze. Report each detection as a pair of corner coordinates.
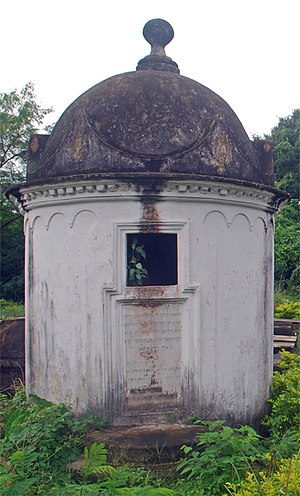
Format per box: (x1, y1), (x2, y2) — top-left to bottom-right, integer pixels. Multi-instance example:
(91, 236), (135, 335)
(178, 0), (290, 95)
(203, 210), (270, 234)
(25, 212), (50, 231)
(230, 213), (253, 232)
(69, 209), (98, 229)
(23, 216), (30, 235)
(253, 216), (268, 234)
(45, 212), (68, 231)
(203, 210), (229, 228)
(31, 214), (44, 230)
(27, 209), (99, 231)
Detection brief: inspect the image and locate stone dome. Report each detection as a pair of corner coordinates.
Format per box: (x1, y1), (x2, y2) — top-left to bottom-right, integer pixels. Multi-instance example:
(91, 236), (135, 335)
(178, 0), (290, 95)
(28, 19), (273, 186)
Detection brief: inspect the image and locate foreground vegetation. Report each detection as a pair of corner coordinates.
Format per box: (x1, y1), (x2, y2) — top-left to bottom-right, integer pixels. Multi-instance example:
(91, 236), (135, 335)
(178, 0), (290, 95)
(0, 350), (299, 495)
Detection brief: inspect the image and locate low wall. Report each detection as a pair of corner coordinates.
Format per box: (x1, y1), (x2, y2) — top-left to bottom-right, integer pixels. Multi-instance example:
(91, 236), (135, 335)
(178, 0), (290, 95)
(0, 317), (25, 392)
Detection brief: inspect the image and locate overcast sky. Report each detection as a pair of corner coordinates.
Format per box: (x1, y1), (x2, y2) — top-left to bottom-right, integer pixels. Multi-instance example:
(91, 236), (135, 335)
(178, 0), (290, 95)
(2, 0), (299, 137)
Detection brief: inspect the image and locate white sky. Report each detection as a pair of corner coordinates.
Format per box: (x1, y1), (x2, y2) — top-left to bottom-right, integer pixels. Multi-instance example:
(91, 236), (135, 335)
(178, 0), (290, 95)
(2, 0), (299, 137)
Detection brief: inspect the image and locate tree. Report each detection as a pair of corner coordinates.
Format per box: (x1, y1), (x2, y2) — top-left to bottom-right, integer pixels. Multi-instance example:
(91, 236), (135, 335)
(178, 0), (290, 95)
(0, 82), (52, 179)
(270, 108), (300, 199)
(268, 109), (300, 297)
(0, 82), (52, 302)
(274, 199), (300, 295)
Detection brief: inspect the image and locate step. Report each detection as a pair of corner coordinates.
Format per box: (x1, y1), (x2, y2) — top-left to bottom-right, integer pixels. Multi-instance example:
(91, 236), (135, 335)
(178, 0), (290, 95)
(74, 423), (205, 467)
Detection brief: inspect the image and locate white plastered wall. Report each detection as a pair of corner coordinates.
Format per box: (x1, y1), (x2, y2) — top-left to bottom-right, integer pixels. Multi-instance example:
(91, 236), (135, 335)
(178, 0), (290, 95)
(22, 179), (275, 424)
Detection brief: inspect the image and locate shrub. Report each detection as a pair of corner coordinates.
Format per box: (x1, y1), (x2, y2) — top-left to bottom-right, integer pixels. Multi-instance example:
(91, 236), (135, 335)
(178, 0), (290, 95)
(0, 387), (92, 495)
(225, 455), (300, 495)
(263, 351), (300, 436)
(0, 298), (24, 319)
(177, 420), (263, 495)
(274, 301), (300, 320)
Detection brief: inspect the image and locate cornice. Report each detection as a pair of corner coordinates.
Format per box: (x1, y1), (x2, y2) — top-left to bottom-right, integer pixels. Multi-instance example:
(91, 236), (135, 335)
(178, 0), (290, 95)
(9, 178), (288, 216)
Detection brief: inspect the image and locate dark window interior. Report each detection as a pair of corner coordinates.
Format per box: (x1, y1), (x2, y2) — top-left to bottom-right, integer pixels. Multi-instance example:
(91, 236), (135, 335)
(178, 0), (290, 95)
(127, 233), (178, 286)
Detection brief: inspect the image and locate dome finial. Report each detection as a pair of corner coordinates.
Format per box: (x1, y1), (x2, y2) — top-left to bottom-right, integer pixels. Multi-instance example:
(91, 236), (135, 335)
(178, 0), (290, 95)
(137, 19), (179, 74)
(143, 19), (174, 56)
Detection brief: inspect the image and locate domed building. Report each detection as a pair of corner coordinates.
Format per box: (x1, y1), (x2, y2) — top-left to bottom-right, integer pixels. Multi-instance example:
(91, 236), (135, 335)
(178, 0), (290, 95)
(9, 19), (287, 425)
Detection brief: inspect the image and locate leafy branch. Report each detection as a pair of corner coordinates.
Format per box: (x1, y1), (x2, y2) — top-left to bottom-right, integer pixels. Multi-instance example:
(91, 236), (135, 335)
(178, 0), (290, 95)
(127, 237), (148, 286)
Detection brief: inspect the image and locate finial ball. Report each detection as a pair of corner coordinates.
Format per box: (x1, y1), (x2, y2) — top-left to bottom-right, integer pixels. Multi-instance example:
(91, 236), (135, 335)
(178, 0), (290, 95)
(143, 19), (174, 48)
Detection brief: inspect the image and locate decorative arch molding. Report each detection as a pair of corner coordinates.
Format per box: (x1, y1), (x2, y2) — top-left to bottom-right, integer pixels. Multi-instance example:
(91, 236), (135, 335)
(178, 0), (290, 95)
(203, 210), (270, 233)
(26, 205), (271, 236)
(28, 209), (99, 231)
(45, 212), (68, 231)
(69, 209), (98, 229)
(230, 213), (253, 232)
(31, 215), (45, 230)
(23, 217), (30, 235)
(203, 210), (229, 227)
(253, 216), (268, 233)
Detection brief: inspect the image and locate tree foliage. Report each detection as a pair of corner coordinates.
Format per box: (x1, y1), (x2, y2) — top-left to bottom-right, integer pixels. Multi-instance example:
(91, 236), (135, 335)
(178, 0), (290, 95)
(274, 199), (300, 295)
(266, 108), (300, 296)
(270, 108), (300, 199)
(0, 82), (52, 180)
(0, 83), (52, 302)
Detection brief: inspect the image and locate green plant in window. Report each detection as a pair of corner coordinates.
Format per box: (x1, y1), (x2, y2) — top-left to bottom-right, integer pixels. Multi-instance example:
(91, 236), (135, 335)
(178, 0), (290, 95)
(128, 237), (148, 286)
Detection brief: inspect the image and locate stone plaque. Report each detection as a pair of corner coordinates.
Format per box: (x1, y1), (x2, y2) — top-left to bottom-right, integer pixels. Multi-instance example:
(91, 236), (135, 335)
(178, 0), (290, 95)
(123, 302), (182, 411)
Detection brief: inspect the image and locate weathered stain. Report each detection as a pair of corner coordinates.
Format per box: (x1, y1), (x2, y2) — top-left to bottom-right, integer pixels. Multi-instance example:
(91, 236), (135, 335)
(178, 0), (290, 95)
(213, 128), (233, 173)
(130, 386), (162, 394)
(130, 286), (165, 301)
(50, 300), (55, 320)
(140, 348), (156, 360)
(140, 199), (161, 231)
(150, 370), (158, 386)
(252, 140), (274, 178)
(134, 176), (165, 234)
(71, 133), (84, 162)
(262, 229), (271, 392)
(30, 135), (39, 153)
(126, 391), (179, 409)
(124, 297), (182, 415)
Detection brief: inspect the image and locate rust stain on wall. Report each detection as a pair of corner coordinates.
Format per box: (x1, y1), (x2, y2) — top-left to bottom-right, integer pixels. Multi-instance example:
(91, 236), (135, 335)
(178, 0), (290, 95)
(131, 286), (165, 302)
(124, 301), (182, 413)
(140, 200), (161, 231)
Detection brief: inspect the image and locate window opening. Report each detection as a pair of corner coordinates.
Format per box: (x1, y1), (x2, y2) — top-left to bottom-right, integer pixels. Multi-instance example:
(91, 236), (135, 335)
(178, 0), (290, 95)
(127, 233), (177, 286)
